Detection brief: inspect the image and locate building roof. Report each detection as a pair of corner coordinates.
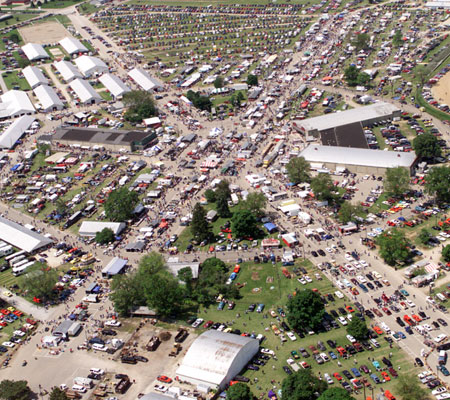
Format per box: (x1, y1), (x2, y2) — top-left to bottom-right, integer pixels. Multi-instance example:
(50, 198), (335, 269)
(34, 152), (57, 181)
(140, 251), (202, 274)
(0, 216), (53, 252)
(99, 73), (130, 98)
(0, 115), (35, 149)
(59, 37), (88, 55)
(22, 66), (48, 88)
(54, 60), (82, 82)
(69, 79), (101, 103)
(0, 90), (35, 118)
(128, 68), (163, 91)
(21, 43), (49, 61)
(299, 145), (417, 169)
(33, 85), (64, 111)
(294, 102), (400, 133)
(176, 330), (259, 387)
(79, 221), (126, 236)
(74, 55), (108, 76)
(102, 257), (127, 276)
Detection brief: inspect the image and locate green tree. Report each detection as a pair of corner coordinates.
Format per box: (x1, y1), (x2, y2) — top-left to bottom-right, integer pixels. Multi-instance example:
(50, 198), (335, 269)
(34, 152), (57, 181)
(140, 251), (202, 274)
(352, 32), (370, 51)
(418, 229), (431, 246)
(392, 30), (403, 47)
(286, 157), (311, 184)
(138, 252), (165, 276)
(186, 90), (212, 112)
(49, 387), (69, 400)
(346, 316), (369, 340)
(384, 167), (410, 197)
(425, 166), (450, 203)
(110, 273), (143, 316)
(344, 65), (359, 86)
(442, 245), (450, 263)
(338, 201), (362, 224)
(281, 369), (327, 400)
(240, 192), (267, 218)
(123, 90), (157, 123)
(17, 58), (30, 69)
(376, 229), (411, 266)
(204, 188), (217, 203)
(177, 267), (193, 293)
(215, 180), (231, 218)
(318, 388), (355, 400)
(227, 383), (253, 400)
(310, 174), (339, 204)
(232, 210), (258, 238)
(21, 266), (58, 302)
(247, 74), (258, 87)
(413, 133), (442, 159)
(287, 289), (325, 331)
(214, 76), (224, 89)
(55, 198), (67, 215)
(357, 72), (371, 87)
(8, 32), (20, 44)
(216, 180), (231, 200)
(104, 187), (139, 221)
(95, 227), (115, 244)
(0, 380), (32, 400)
(395, 375), (431, 400)
(415, 64), (428, 86)
(237, 91), (244, 103)
(190, 203), (213, 243)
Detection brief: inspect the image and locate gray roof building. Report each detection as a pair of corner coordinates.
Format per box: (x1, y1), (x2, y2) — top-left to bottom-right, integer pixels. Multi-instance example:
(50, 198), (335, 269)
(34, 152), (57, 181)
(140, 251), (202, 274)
(102, 257), (127, 277)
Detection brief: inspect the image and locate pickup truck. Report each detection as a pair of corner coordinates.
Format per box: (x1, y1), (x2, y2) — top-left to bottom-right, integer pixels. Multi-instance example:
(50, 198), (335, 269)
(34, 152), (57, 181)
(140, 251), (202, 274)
(175, 328), (188, 343)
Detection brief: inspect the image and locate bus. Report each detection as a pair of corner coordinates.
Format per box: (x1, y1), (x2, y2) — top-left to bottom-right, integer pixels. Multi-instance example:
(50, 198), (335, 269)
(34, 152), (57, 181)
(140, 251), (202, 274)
(261, 143), (274, 158)
(10, 255), (27, 267)
(0, 245), (13, 257)
(12, 262), (33, 276)
(63, 211), (82, 230)
(5, 250), (26, 263)
(12, 259), (29, 269)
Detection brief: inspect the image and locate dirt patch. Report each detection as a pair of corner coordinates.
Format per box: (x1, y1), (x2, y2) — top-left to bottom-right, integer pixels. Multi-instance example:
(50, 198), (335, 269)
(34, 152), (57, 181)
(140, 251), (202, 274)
(19, 21), (69, 44)
(251, 287), (261, 293)
(266, 276), (274, 283)
(251, 272), (260, 280)
(431, 71), (450, 106)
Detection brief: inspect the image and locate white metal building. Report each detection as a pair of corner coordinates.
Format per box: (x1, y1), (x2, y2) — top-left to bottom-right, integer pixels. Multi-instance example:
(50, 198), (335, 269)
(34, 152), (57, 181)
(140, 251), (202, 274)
(0, 115), (35, 149)
(176, 330), (259, 390)
(59, 37), (88, 55)
(101, 257), (128, 277)
(99, 73), (130, 99)
(299, 145), (418, 175)
(79, 221), (126, 237)
(54, 60), (82, 83)
(69, 79), (102, 104)
(0, 216), (53, 253)
(128, 68), (163, 91)
(75, 55), (108, 77)
(0, 90), (35, 118)
(22, 66), (48, 89)
(33, 85), (64, 112)
(21, 43), (49, 61)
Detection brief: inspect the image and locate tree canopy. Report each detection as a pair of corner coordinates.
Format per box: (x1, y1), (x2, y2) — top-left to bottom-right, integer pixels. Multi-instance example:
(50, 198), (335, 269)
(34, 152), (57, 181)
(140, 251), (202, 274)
(232, 210), (258, 239)
(49, 387), (69, 400)
(286, 157), (311, 184)
(123, 90), (157, 123)
(346, 316), (368, 340)
(384, 167), (410, 197)
(392, 30), (403, 47)
(227, 383), (253, 400)
(216, 180), (231, 218)
(104, 187), (139, 222)
(20, 265), (58, 302)
(191, 203), (213, 243)
(0, 380), (32, 400)
(418, 229), (431, 246)
(240, 192), (267, 218)
(338, 202), (362, 224)
(352, 32), (370, 51)
(204, 189), (217, 203)
(214, 76), (224, 89)
(395, 375), (431, 400)
(287, 289), (325, 331)
(443, 245), (450, 263)
(247, 74), (258, 87)
(281, 369), (327, 400)
(376, 229), (411, 266)
(318, 388), (356, 400)
(425, 166), (450, 203)
(413, 134), (442, 159)
(186, 90), (212, 112)
(95, 227), (115, 244)
(311, 174), (339, 204)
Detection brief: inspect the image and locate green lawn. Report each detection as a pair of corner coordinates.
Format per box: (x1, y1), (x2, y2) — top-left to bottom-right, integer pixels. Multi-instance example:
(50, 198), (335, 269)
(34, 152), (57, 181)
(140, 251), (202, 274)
(2, 70), (31, 91)
(0, 13), (37, 29)
(78, 2), (98, 14)
(39, 0), (84, 8)
(0, 29), (23, 51)
(432, 282), (450, 309)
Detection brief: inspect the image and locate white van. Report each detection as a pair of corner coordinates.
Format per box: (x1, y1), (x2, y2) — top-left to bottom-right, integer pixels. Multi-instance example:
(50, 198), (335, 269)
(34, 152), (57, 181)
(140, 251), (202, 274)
(92, 343), (108, 352)
(370, 338), (380, 348)
(72, 385), (87, 393)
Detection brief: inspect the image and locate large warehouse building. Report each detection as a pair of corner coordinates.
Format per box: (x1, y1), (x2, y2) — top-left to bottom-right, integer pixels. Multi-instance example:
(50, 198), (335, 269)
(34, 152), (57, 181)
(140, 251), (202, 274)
(51, 127), (157, 152)
(176, 330), (259, 390)
(293, 102), (401, 145)
(299, 145), (417, 175)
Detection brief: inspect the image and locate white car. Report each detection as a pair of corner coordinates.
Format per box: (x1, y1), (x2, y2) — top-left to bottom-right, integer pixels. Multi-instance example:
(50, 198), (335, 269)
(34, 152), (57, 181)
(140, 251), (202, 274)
(436, 394), (450, 400)
(432, 387), (447, 396)
(191, 318), (203, 328)
(335, 291), (344, 299)
(217, 324), (226, 331)
(13, 330), (25, 337)
(338, 316), (348, 326)
(279, 334), (287, 342)
(304, 275), (312, 283)
(357, 275), (366, 284)
(345, 254), (354, 261)
(423, 324), (433, 332)
(380, 322), (391, 334)
(2, 341), (15, 348)
(105, 320), (121, 327)
(320, 352), (330, 362)
(346, 334), (356, 343)
(325, 248), (333, 253)
(90, 368), (104, 375)
(154, 385), (168, 393)
(72, 385), (87, 393)
(434, 334), (448, 343)
(261, 348), (275, 356)
(92, 343), (108, 351)
(287, 331), (297, 341)
(406, 300), (416, 308)
(297, 278), (307, 285)
(324, 373), (333, 384)
(359, 260), (368, 267)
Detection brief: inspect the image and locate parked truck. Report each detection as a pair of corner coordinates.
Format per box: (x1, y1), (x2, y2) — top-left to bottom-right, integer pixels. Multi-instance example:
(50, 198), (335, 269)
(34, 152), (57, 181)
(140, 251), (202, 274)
(115, 377), (131, 394)
(146, 336), (161, 351)
(175, 328), (188, 343)
(169, 343), (182, 357)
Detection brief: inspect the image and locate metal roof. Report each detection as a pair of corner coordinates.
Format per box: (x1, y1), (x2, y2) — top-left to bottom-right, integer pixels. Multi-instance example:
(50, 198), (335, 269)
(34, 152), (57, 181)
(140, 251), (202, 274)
(22, 66), (48, 88)
(59, 37), (88, 55)
(294, 102), (399, 132)
(128, 68), (163, 91)
(299, 145), (417, 168)
(98, 73), (130, 98)
(54, 60), (82, 82)
(0, 115), (35, 149)
(75, 55), (108, 77)
(0, 90), (35, 118)
(33, 85), (64, 111)
(69, 79), (102, 104)
(0, 216), (53, 252)
(79, 221), (125, 236)
(101, 257), (127, 276)
(21, 43), (49, 61)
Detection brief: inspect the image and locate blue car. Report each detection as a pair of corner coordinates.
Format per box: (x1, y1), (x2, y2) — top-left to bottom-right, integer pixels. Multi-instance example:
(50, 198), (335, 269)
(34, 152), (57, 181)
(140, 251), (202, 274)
(256, 303), (265, 313)
(229, 272), (237, 281)
(370, 374), (381, 384)
(372, 360), (381, 370)
(359, 283), (369, 293)
(397, 331), (406, 339)
(351, 368), (361, 377)
(440, 365), (450, 376)
(329, 351), (337, 360)
(217, 301), (226, 311)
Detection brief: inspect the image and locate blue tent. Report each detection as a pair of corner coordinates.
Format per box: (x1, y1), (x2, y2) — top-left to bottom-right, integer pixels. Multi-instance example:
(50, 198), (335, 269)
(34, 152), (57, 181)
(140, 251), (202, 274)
(264, 222), (277, 233)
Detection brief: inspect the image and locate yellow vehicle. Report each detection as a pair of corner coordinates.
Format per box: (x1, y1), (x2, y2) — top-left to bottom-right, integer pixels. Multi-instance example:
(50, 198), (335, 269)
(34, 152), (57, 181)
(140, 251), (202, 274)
(70, 266), (80, 272)
(70, 257), (80, 265)
(271, 324), (280, 335)
(3, 291), (12, 297)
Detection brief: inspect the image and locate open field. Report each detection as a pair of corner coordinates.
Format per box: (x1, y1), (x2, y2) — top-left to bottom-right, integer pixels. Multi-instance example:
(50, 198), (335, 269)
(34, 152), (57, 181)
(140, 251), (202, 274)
(19, 20), (68, 44)
(2, 70), (31, 91)
(39, 0), (84, 9)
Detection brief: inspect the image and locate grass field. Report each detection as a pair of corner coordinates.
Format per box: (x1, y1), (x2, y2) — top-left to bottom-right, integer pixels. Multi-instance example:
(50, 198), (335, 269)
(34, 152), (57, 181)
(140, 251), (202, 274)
(0, 13), (38, 29)
(2, 70), (31, 91)
(39, 0), (84, 9)
(193, 258), (419, 398)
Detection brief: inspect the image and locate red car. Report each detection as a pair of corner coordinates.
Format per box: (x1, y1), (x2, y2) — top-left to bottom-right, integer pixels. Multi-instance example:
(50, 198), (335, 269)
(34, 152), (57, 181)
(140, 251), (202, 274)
(381, 371), (391, 382)
(333, 372), (342, 381)
(203, 320), (213, 328)
(157, 376), (172, 384)
(346, 305), (355, 313)
(382, 307), (391, 316)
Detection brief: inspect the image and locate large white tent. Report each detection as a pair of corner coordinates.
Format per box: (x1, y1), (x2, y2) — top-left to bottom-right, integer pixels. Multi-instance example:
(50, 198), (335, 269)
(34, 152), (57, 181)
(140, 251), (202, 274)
(79, 221), (126, 237)
(53, 60), (82, 83)
(0, 115), (35, 149)
(21, 43), (49, 61)
(75, 56), (108, 77)
(22, 66), (48, 89)
(99, 73), (130, 99)
(0, 90), (35, 118)
(69, 79), (102, 104)
(128, 68), (163, 91)
(33, 85), (64, 112)
(59, 37), (88, 55)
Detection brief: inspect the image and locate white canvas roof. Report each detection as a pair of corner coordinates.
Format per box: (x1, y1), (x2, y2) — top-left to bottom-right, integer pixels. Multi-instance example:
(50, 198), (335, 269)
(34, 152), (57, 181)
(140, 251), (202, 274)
(54, 60), (82, 82)
(0, 90), (35, 118)
(300, 145), (417, 169)
(0, 115), (35, 149)
(75, 55), (108, 77)
(99, 73), (130, 98)
(128, 68), (163, 91)
(22, 66), (48, 88)
(33, 85), (64, 112)
(79, 221), (126, 236)
(59, 37), (88, 55)
(21, 43), (49, 61)
(69, 79), (101, 104)
(0, 216), (53, 253)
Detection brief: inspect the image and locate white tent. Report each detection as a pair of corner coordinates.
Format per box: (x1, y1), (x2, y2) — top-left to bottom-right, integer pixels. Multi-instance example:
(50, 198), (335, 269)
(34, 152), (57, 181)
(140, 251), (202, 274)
(0, 115), (35, 149)
(69, 79), (102, 104)
(22, 66), (48, 89)
(53, 60), (82, 83)
(21, 43), (49, 61)
(59, 37), (88, 55)
(0, 90), (35, 118)
(128, 68), (163, 91)
(99, 73), (130, 99)
(75, 55), (108, 77)
(33, 85), (64, 112)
